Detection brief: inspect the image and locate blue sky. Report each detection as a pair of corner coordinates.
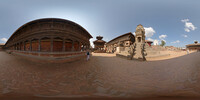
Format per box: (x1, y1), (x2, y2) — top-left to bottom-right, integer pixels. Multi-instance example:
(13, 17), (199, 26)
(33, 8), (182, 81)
(0, 0), (199, 47)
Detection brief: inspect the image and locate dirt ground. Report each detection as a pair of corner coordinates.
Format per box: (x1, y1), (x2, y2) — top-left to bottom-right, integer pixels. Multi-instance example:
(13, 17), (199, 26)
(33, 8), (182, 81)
(0, 51), (200, 100)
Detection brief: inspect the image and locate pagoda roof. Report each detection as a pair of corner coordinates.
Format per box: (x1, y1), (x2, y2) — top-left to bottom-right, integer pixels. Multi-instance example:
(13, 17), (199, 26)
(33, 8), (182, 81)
(107, 32), (134, 45)
(93, 40), (106, 44)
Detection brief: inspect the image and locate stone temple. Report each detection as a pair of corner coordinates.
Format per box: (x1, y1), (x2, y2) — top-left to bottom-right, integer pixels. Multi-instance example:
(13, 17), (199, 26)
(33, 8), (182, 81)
(105, 24), (168, 61)
(130, 24), (147, 60)
(93, 36), (106, 53)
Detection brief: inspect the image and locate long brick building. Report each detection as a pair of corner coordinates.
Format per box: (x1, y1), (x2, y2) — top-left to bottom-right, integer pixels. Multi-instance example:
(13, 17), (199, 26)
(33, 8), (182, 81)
(4, 18), (93, 59)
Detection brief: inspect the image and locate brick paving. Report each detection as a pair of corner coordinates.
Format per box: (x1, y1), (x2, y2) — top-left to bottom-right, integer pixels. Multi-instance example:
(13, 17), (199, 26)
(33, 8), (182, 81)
(0, 51), (200, 98)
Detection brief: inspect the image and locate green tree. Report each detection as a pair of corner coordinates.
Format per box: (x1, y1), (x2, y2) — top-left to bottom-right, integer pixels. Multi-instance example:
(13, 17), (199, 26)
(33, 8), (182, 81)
(160, 40), (166, 47)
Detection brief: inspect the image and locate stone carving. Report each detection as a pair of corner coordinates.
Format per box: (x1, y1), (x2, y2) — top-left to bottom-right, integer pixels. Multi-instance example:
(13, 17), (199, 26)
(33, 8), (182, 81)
(128, 43), (136, 60)
(130, 24), (146, 61)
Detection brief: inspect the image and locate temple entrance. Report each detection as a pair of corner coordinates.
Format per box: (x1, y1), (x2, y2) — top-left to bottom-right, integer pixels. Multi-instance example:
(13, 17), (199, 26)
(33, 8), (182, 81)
(138, 37), (141, 42)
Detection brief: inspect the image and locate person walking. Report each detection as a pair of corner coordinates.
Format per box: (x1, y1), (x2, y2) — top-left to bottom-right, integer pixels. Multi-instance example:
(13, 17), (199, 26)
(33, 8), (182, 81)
(86, 51), (90, 61)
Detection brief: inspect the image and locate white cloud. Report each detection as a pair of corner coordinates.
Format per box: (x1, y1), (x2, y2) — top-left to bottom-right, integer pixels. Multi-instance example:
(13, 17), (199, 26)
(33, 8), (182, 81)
(171, 40), (180, 43)
(144, 27), (155, 38)
(181, 19), (189, 23)
(147, 38), (154, 41)
(182, 34), (188, 38)
(0, 38), (7, 43)
(181, 19), (197, 32)
(158, 34), (167, 43)
(159, 34), (167, 40)
(90, 38), (95, 48)
(184, 28), (190, 32)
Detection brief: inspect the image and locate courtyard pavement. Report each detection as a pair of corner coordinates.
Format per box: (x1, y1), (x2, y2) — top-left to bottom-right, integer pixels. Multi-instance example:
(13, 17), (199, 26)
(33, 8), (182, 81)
(0, 51), (200, 99)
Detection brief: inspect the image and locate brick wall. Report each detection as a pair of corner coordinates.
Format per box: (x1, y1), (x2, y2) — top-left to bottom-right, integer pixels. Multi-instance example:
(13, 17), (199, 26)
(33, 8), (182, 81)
(74, 42), (79, 51)
(10, 40), (83, 52)
(65, 42), (72, 51)
(53, 41), (63, 52)
(20, 43), (24, 50)
(32, 41), (39, 51)
(41, 41), (51, 52)
(25, 43), (30, 51)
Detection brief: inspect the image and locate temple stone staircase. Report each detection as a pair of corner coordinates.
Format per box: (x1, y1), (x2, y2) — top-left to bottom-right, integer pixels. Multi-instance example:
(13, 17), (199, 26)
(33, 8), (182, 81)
(133, 43), (146, 60)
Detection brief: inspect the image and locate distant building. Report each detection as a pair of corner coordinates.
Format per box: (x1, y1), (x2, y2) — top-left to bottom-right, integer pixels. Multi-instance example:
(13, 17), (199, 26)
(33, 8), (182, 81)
(105, 24), (171, 61)
(106, 32), (135, 53)
(186, 41), (200, 51)
(145, 40), (153, 46)
(153, 40), (159, 45)
(93, 36), (106, 53)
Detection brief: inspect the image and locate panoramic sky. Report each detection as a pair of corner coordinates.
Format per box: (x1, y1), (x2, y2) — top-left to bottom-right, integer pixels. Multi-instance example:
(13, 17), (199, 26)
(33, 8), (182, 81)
(0, 0), (199, 47)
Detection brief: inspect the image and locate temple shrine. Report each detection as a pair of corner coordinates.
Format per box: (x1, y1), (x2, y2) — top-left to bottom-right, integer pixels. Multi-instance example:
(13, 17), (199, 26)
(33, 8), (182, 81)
(93, 36), (106, 53)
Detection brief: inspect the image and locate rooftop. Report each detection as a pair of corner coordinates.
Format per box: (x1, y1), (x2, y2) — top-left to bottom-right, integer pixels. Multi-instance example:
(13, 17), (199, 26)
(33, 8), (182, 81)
(186, 43), (200, 47)
(107, 32), (134, 44)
